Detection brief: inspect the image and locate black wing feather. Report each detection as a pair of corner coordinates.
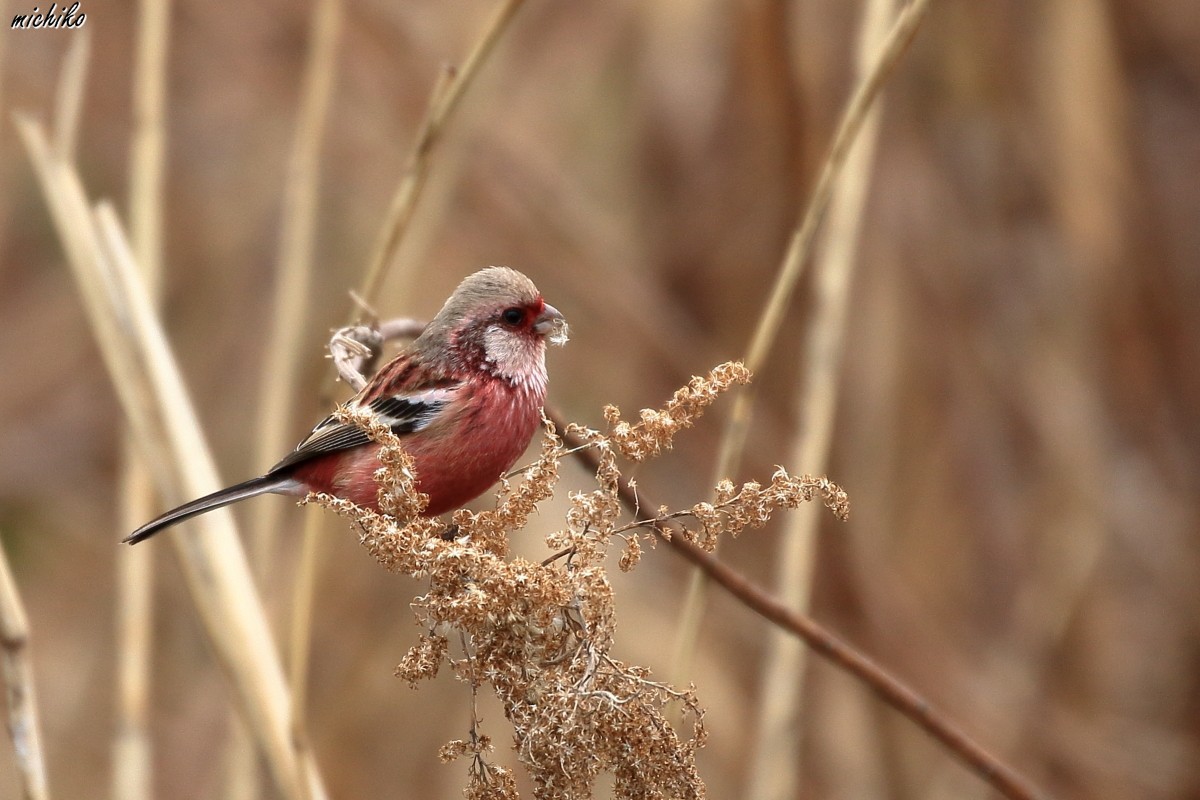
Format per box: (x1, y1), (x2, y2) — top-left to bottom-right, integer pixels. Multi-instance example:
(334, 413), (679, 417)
(269, 391), (452, 474)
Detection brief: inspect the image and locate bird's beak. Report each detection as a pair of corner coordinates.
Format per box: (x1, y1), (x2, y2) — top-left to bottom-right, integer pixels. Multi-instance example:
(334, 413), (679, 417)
(533, 303), (568, 344)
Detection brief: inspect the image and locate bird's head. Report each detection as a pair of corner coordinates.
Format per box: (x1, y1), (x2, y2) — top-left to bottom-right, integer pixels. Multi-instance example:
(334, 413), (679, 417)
(421, 267), (568, 390)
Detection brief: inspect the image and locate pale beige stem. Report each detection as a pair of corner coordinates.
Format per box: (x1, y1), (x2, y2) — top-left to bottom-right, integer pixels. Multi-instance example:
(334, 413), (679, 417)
(287, 510), (327, 788)
(672, 0), (934, 685)
(353, 0), (527, 316)
(250, 0), (343, 569)
(52, 28), (90, 162)
(115, 2), (169, 798)
(745, 1), (897, 797)
(16, 117), (327, 800)
(129, 0), (168, 288)
(0, 0), (7, 138)
(115, 458), (155, 800)
(221, 2), (342, 794)
(214, 5), (343, 795)
(0, 539), (49, 800)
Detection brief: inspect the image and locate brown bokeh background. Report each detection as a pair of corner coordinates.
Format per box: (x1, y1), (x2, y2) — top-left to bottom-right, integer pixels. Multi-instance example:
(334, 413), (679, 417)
(2, 1), (1198, 798)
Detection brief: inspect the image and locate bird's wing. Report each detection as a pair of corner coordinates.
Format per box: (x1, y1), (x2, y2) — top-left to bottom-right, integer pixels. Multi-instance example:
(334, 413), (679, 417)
(269, 385), (460, 474)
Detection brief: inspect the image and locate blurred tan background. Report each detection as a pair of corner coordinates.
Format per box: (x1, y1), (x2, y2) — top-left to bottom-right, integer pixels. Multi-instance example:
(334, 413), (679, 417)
(1, 0), (1198, 798)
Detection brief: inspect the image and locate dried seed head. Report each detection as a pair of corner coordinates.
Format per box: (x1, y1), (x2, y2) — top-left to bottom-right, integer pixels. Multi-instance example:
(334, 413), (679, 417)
(603, 362), (751, 461)
(311, 360), (849, 799)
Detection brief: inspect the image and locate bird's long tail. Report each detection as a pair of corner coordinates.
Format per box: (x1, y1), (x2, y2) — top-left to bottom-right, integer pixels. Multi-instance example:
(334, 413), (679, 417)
(123, 474), (299, 545)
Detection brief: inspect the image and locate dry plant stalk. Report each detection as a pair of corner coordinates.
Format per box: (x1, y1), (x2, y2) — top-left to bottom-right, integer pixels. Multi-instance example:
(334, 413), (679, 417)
(52, 26), (90, 162)
(0, 0), (7, 130)
(0, 541), (49, 800)
(672, 0), (935, 687)
(16, 118), (326, 800)
(251, 0), (342, 564)
(353, 0), (528, 316)
(236, 1), (342, 796)
(748, 1), (904, 797)
(552, 422), (1049, 800)
(306, 363), (847, 799)
(116, 2), (170, 797)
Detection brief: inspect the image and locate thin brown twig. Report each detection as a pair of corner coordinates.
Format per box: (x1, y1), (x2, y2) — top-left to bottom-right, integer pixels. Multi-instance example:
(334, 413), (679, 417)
(352, 0), (527, 319)
(550, 408), (1050, 800)
(747, 0), (932, 381)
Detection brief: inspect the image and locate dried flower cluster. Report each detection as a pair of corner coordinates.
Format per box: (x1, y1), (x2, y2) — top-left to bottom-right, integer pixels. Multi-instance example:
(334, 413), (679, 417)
(308, 362), (847, 799)
(601, 361), (752, 461)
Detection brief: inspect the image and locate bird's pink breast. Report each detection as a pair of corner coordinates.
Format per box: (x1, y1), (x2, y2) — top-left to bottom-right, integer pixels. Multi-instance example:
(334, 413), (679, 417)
(292, 378), (543, 516)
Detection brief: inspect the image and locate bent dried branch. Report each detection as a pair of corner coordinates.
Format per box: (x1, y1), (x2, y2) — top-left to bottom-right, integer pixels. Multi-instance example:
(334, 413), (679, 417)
(552, 409), (1050, 800)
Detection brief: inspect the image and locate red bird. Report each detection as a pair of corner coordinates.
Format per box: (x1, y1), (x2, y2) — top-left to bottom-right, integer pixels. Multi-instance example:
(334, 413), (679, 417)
(125, 267), (566, 544)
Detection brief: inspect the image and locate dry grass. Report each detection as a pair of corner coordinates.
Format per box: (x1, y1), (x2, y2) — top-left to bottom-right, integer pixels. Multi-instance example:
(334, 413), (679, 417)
(0, 542), (48, 800)
(306, 360), (844, 798)
(1, 1), (1198, 799)
(114, 1), (169, 797)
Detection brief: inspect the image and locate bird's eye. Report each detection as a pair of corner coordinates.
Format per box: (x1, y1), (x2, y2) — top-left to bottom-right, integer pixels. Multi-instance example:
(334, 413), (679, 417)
(501, 307), (525, 326)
